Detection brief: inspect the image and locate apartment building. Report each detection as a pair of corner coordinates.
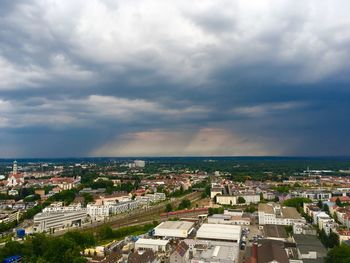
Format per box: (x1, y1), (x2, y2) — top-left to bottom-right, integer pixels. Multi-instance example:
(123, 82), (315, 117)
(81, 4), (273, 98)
(258, 203), (306, 225)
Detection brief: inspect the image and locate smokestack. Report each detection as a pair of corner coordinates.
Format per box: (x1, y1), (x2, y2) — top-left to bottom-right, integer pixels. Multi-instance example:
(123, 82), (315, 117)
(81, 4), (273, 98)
(246, 243), (258, 263)
(251, 243), (258, 263)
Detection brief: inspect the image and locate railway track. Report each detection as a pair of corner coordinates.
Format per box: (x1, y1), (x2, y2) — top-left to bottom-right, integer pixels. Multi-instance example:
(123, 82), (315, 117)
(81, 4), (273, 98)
(53, 191), (202, 236)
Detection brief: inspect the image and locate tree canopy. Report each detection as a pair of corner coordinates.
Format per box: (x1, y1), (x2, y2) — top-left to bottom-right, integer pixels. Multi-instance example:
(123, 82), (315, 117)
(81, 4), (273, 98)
(326, 244), (350, 263)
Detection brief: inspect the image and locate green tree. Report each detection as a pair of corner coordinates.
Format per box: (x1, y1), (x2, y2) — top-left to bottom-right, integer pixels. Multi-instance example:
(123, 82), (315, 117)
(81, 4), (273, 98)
(259, 192), (264, 201)
(237, 196), (246, 204)
(323, 203), (330, 214)
(285, 226), (293, 236)
(82, 193), (94, 206)
(326, 244), (350, 263)
(283, 197), (312, 212)
(333, 212), (339, 222)
(165, 203), (173, 212)
(98, 225), (114, 240)
(208, 207), (224, 216)
(178, 199), (191, 210)
(336, 197), (342, 207)
(328, 231), (339, 248)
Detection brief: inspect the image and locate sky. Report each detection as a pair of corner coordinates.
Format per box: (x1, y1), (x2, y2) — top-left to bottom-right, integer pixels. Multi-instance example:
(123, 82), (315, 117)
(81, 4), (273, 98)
(0, 0), (350, 158)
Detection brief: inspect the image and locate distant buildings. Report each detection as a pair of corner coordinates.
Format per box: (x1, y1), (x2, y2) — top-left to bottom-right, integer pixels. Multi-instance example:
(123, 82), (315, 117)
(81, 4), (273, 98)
(128, 160), (146, 169)
(6, 161), (24, 187)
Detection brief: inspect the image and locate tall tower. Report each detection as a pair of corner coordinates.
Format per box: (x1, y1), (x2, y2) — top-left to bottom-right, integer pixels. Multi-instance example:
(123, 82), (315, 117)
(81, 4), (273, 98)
(13, 160), (18, 174)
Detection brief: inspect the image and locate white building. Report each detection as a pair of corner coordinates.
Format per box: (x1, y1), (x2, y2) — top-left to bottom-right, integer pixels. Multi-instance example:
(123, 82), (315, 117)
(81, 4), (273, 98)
(154, 221), (194, 238)
(208, 214), (250, 225)
(313, 211), (330, 226)
(129, 160), (146, 168)
(135, 238), (169, 252)
(185, 239), (240, 263)
(6, 161), (24, 187)
(224, 209), (243, 217)
(87, 200), (142, 220)
(33, 210), (87, 233)
(86, 204), (110, 220)
(196, 223), (241, 243)
(216, 194), (260, 205)
(135, 192), (166, 205)
(210, 184), (223, 199)
(258, 203), (306, 226)
(42, 202), (82, 213)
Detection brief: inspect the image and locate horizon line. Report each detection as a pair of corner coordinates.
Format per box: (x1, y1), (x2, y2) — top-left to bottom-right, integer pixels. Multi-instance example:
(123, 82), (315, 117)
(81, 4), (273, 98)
(1, 155), (350, 160)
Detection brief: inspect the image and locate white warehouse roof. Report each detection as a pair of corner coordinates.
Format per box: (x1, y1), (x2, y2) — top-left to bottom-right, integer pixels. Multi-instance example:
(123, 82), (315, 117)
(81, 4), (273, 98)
(135, 238), (169, 246)
(196, 223), (241, 242)
(154, 221), (194, 238)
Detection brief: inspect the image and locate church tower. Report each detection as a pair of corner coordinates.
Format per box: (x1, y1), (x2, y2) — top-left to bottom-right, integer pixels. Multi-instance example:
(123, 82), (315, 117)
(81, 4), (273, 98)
(13, 160), (18, 174)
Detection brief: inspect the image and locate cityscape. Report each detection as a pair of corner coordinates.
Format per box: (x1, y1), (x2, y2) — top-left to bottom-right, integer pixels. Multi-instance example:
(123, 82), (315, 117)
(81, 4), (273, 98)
(1, 0), (350, 263)
(1, 158), (350, 262)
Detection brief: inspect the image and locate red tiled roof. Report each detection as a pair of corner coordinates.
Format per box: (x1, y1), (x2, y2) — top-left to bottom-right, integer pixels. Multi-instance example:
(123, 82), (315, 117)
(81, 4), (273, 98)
(330, 196), (350, 202)
(160, 208), (208, 217)
(338, 230), (350, 236)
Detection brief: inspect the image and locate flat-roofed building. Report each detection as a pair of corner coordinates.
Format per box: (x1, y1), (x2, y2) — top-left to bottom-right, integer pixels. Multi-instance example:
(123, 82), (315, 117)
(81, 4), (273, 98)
(196, 223), (241, 243)
(169, 241), (189, 263)
(258, 203), (306, 225)
(208, 214), (250, 225)
(135, 238), (169, 252)
(154, 221), (194, 238)
(33, 210), (87, 233)
(256, 239), (289, 263)
(262, 224), (288, 241)
(182, 239), (239, 263)
(294, 234), (327, 262)
(193, 241), (239, 263)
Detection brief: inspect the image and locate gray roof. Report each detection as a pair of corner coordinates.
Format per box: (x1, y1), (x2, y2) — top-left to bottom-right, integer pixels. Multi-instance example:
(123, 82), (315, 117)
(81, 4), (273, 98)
(293, 234), (327, 259)
(257, 240), (289, 263)
(263, 224), (288, 239)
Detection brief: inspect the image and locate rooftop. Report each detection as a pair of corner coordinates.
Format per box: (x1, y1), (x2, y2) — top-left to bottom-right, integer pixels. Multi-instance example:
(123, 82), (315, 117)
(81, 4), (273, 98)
(282, 207), (303, 219)
(257, 240), (289, 263)
(196, 223), (241, 242)
(193, 242), (239, 263)
(259, 203), (303, 219)
(293, 234), (327, 259)
(155, 221), (194, 231)
(135, 238), (169, 246)
(263, 224), (288, 239)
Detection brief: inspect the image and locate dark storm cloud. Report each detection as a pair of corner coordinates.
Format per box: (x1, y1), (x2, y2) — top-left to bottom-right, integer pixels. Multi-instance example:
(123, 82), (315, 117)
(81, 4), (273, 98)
(0, 0), (350, 157)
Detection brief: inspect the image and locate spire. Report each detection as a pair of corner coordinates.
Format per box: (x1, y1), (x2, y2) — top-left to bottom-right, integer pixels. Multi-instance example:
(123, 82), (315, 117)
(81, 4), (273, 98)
(13, 160), (18, 174)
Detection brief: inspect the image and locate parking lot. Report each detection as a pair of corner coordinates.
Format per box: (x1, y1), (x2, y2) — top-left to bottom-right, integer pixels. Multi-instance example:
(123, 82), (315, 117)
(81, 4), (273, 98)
(239, 223), (262, 263)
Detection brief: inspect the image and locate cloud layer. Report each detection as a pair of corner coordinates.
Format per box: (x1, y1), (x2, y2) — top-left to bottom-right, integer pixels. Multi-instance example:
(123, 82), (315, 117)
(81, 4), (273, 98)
(0, 0), (350, 157)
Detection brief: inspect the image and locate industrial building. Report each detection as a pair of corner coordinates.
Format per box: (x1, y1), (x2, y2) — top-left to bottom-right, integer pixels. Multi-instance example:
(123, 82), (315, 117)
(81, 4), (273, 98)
(196, 223), (241, 242)
(135, 238), (169, 252)
(154, 221), (194, 238)
(182, 239), (240, 263)
(293, 234), (327, 262)
(208, 214), (251, 225)
(33, 210), (87, 233)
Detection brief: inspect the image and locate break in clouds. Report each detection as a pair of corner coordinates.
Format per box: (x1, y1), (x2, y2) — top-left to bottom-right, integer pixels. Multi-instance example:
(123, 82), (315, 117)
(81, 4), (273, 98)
(0, 0), (350, 157)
